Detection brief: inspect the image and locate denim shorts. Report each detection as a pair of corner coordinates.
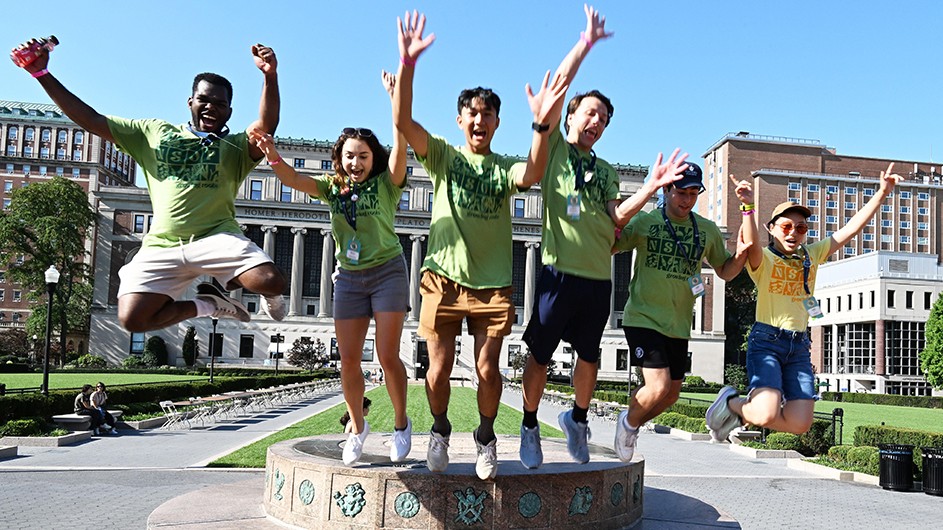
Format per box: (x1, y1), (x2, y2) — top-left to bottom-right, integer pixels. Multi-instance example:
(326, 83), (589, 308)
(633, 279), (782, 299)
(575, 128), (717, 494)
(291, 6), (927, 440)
(333, 255), (409, 319)
(524, 266), (611, 365)
(746, 322), (817, 401)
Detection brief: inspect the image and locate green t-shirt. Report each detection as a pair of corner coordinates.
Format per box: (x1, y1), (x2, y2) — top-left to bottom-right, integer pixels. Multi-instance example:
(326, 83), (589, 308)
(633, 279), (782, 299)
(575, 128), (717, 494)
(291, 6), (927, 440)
(614, 208), (731, 338)
(417, 133), (524, 289)
(311, 170), (406, 270)
(106, 117), (259, 248)
(540, 128), (620, 280)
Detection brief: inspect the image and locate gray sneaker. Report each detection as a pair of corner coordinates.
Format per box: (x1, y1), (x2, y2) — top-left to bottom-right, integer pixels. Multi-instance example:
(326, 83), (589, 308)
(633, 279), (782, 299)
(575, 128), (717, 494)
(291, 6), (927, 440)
(519, 425), (543, 469)
(426, 430), (450, 472)
(706, 386), (741, 443)
(474, 429), (498, 480)
(262, 294), (286, 321)
(558, 409), (591, 464)
(614, 410), (638, 462)
(196, 283), (250, 322)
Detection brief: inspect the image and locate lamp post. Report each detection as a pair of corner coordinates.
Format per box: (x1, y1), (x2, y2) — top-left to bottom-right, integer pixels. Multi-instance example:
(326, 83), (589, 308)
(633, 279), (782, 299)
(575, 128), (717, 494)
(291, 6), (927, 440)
(41, 265), (60, 396)
(209, 318), (218, 383)
(271, 333), (284, 376)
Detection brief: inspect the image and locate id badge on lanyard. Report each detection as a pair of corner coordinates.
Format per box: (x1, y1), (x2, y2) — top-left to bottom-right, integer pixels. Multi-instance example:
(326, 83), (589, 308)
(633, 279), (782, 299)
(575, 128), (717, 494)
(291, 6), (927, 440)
(346, 237), (361, 265)
(567, 193), (581, 220)
(688, 275), (705, 297)
(803, 297), (823, 319)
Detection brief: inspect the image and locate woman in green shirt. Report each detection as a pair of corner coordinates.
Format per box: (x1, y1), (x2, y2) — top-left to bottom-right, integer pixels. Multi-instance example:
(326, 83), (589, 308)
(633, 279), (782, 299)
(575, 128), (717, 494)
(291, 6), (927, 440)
(249, 72), (411, 466)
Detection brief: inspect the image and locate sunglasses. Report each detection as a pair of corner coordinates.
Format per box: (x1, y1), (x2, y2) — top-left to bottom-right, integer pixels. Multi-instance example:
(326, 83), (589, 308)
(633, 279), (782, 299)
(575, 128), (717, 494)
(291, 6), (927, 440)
(342, 127), (373, 138)
(774, 221), (809, 235)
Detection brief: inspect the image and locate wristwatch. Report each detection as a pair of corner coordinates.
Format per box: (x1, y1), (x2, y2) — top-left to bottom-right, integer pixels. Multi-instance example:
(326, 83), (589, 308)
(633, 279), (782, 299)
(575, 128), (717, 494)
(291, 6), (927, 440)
(532, 121), (550, 133)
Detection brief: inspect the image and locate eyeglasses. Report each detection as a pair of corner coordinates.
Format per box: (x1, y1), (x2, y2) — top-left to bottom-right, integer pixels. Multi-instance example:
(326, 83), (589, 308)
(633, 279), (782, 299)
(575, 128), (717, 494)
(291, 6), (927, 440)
(774, 221), (809, 235)
(342, 127), (373, 138)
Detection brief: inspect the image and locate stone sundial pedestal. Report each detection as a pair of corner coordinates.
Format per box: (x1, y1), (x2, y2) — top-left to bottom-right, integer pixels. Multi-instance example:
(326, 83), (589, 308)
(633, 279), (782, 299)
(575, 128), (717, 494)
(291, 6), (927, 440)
(264, 433), (644, 529)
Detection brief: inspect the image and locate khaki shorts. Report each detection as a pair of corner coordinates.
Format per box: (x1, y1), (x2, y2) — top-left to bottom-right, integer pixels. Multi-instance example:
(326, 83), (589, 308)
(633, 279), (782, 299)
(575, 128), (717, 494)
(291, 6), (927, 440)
(117, 232), (272, 300)
(418, 270), (514, 340)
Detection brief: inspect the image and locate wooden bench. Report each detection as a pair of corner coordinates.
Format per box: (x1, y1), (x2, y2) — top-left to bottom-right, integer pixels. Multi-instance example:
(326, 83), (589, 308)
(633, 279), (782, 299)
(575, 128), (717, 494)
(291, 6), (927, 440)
(52, 410), (123, 432)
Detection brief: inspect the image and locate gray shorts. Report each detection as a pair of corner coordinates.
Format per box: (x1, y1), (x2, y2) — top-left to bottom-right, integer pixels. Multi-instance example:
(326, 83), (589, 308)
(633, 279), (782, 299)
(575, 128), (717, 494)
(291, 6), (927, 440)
(333, 255), (409, 319)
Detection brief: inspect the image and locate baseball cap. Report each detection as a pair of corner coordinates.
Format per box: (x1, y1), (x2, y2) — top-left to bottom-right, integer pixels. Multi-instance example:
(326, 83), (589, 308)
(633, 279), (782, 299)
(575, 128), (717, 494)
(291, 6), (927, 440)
(674, 162), (704, 192)
(768, 201), (812, 225)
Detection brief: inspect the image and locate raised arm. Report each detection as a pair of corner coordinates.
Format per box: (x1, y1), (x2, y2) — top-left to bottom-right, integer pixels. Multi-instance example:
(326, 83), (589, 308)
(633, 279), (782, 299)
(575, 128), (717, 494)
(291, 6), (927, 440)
(13, 38), (113, 143)
(393, 11), (436, 159)
(381, 70), (408, 187)
(830, 162), (900, 254)
(715, 174), (757, 279)
(552, 5), (612, 107)
(516, 71), (569, 188)
(247, 129), (321, 197)
(247, 44), (280, 160)
(608, 149), (688, 227)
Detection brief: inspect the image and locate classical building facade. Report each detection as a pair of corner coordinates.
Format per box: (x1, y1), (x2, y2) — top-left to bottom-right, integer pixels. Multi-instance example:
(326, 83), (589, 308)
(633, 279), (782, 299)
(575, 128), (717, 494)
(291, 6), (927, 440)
(88, 135), (731, 383)
(0, 100), (136, 355)
(701, 132), (943, 395)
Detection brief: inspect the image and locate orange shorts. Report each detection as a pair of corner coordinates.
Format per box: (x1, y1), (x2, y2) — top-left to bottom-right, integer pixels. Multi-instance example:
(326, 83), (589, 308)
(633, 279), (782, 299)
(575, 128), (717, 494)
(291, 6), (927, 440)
(418, 271), (515, 340)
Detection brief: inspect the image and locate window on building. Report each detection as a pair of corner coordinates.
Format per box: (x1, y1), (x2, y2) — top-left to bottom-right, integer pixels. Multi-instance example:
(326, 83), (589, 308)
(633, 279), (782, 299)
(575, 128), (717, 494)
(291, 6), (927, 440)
(881, 205), (892, 213)
(808, 229), (819, 238)
(2, 198), (10, 210)
(826, 216), (837, 224)
(0, 290), (4, 302)
(863, 233), (874, 241)
(12, 290), (21, 302)
(918, 207), (929, 215)
(808, 199), (819, 207)
(858, 292), (864, 309)
(826, 201), (837, 209)
(788, 182), (800, 191)
(881, 220), (892, 228)
(917, 192), (929, 201)
(0, 271), (5, 283)
(406, 166), (414, 176)
(808, 184), (820, 192)
(56, 148), (65, 160)
(827, 185), (838, 194)
(616, 349), (629, 371)
(40, 147), (49, 159)
(837, 296), (841, 312)
(24, 128), (34, 141)
(886, 321), (925, 376)
(130, 333), (146, 354)
(38, 166), (46, 175)
(887, 290), (895, 309)
(5, 145), (15, 156)
(293, 158), (304, 169)
(926, 292), (933, 310)
(901, 221), (911, 229)
(844, 202), (855, 210)
(72, 168), (80, 178)
(55, 166), (63, 177)
(506, 344), (521, 367)
(12, 313), (20, 322)
(427, 192), (434, 212)
(361, 339), (375, 362)
(900, 236), (911, 244)
(399, 191), (410, 210)
(209, 333), (223, 357)
(74, 131), (84, 144)
(513, 198), (525, 218)
(57, 130), (67, 143)
(280, 183), (292, 202)
(250, 180), (263, 200)
(900, 191), (911, 199)
(3, 181), (11, 193)
(24, 146), (33, 158)
(905, 291), (914, 309)
(239, 334), (255, 358)
(133, 214), (146, 233)
(7, 126), (17, 140)
(844, 247), (855, 256)
(870, 291), (875, 307)
(73, 148), (81, 160)
(320, 160), (332, 170)
(41, 129), (50, 142)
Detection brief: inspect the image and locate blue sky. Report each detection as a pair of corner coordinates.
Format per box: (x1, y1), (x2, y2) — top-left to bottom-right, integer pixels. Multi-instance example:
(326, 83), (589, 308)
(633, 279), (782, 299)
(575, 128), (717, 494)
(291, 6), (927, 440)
(6, 1), (943, 170)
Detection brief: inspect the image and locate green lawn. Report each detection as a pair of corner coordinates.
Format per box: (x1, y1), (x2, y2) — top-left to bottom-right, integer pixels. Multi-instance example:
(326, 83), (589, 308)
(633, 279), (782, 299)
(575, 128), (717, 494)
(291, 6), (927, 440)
(210, 384), (564, 468)
(0, 372), (207, 390)
(679, 391), (943, 441)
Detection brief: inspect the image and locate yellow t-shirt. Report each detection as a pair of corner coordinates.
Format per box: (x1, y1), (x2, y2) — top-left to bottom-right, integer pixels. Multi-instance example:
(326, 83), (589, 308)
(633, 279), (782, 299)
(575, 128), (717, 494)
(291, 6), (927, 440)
(747, 238), (832, 332)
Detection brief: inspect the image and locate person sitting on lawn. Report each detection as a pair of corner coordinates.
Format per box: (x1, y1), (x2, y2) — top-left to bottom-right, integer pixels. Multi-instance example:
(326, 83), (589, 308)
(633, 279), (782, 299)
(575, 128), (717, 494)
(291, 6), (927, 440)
(90, 382), (118, 434)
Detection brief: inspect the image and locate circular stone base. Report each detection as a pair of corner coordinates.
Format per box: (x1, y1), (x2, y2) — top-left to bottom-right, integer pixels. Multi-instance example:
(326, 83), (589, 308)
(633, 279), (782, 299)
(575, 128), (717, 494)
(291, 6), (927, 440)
(264, 434), (643, 529)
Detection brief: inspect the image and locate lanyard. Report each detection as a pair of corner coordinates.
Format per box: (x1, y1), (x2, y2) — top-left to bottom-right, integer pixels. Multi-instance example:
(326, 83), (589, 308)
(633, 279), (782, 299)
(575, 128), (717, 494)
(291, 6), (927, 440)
(767, 242), (812, 295)
(569, 145), (596, 191)
(339, 179), (361, 231)
(660, 207), (701, 263)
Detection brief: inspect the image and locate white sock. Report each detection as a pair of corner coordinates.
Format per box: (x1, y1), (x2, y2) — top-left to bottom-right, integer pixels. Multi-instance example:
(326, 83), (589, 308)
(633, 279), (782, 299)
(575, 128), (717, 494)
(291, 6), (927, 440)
(193, 297), (215, 317)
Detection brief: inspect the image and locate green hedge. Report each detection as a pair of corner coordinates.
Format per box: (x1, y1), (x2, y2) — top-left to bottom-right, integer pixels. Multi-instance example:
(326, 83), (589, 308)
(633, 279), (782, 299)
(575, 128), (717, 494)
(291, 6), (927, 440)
(822, 392), (943, 409)
(0, 417), (48, 436)
(653, 411), (708, 433)
(824, 445), (879, 475)
(854, 424), (943, 479)
(766, 432), (801, 451)
(0, 374), (321, 424)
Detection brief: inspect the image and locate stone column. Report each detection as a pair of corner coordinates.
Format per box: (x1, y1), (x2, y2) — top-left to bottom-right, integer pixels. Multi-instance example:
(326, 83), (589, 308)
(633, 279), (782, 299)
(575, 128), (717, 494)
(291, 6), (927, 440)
(289, 227), (307, 317)
(259, 226), (278, 315)
(523, 241), (539, 325)
(875, 319), (886, 376)
(318, 229), (334, 317)
(408, 235), (425, 322)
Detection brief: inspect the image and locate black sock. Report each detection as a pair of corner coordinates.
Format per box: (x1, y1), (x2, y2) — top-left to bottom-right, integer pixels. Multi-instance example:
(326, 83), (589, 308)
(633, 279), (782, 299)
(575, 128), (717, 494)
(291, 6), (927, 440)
(431, 411), (451, 438)
(395, 424), (407, 432)
(522, 409), (539, 429)
(572, 405), (589, 424)
(477, 413), (496, 444)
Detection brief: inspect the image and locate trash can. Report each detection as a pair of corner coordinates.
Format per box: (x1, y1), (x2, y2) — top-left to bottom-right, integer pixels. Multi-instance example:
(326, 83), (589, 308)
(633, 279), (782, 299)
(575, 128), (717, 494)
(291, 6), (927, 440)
(878, 444), (914, 491)
(922, 447), (943, 497)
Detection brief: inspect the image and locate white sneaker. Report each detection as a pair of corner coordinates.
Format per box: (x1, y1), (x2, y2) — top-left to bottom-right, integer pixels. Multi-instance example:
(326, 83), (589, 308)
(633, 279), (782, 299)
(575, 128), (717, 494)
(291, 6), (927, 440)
(519, 425), (543, 469)
(390, 418), (412, 462)
(614, 410), (639, 462)
(342, 420), (370, 466)
(474, 429), (498, 480)
(706, 386), (742, 443)
(262, 295), (286, 321)
(426, 430), (450, 472)
(196, 283), (250, 322)
(558, 409), (591, 464)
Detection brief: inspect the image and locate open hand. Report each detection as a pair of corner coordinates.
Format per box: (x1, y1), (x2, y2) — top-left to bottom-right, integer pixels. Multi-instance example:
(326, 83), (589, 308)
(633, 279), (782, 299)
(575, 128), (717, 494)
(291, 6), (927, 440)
(381, 70), (396, 99)
(397, 11), (436, 64)
(648, 148), (689, 188)
(526, 71), (568, 127)
(728, 174), (754, 205)
(251, 44), (277, 75)
(583, 4), (614, 45)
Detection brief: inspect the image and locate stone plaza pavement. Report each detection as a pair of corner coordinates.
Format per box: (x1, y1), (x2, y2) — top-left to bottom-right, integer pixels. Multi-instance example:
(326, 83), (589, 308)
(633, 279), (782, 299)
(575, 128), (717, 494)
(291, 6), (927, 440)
(0, 385), (939, 529)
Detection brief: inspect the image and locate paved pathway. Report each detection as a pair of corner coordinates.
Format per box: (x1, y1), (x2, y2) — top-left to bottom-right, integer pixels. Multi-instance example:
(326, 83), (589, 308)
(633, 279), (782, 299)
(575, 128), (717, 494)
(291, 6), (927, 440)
(0, 384), (940, 529)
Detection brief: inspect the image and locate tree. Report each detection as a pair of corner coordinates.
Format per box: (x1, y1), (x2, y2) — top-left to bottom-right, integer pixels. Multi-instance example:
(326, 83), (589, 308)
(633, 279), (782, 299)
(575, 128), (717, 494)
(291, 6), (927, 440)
(182, 326), (197, 367)
(546, 358), (558, 377)
(0, 328), (29, 359)
(509, 348), (528, 378)
(724, 269), (757, 367)
(724, 364), (748, 391)
(142, 336), (168, 367)
(0, 176), (97, 366)
(287, 337), (328, 371)
(921, 294), (943, 389)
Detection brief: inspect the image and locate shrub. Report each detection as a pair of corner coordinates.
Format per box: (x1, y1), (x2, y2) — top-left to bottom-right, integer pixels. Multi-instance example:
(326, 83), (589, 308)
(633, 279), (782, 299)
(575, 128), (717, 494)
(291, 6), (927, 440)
(684, 375), (706, 387)
(821, 392), (943, 409)
(827, 445), (852, 462)
(854, 424), (943, 479)
(142, 336), (168, 367)
(765, 432), (801, 451)
(846, 446), (880, 475)
(0, 417), (48, 437)
(799, 419), (835, 456)
(182, 326), (197, 367)
(653, 411), (708, 433)
(666, 402), (709, 418)
(74, 354), (107, 369)
(122, 356), (148, 369)
(724, 364), (748, 390)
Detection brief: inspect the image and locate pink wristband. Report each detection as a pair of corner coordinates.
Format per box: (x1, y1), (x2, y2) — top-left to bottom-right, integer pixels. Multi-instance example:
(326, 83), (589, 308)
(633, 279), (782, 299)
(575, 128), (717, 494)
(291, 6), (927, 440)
(31, 68), (49, 78)
(400, 56), (416, 66)
(741, 210), (755, 216)
(579, 32), (594, 49)
(269, 157), (283, 166)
